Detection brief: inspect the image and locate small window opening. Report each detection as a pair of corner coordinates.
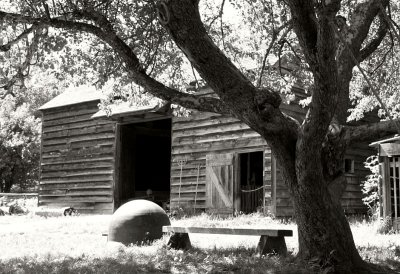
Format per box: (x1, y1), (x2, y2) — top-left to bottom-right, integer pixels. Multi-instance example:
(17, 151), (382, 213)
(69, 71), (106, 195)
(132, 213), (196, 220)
(344, 159), (354, 174)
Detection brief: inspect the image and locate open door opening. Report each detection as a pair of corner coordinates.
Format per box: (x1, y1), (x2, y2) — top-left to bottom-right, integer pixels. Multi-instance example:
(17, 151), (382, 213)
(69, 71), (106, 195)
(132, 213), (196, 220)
(115, 118), (171, 209)
(239, 151), (264, 213)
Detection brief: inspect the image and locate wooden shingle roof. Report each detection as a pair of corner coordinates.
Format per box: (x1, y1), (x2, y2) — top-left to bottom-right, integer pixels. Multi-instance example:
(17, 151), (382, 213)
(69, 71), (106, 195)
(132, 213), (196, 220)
(38, 86), (102, 110)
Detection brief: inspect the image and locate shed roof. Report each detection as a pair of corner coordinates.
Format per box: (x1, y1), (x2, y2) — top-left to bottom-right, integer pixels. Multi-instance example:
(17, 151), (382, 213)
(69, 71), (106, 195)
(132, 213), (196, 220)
(91, 101), (161, 119)
(38, 86), (102, 110)
(370, 134), (400, 147)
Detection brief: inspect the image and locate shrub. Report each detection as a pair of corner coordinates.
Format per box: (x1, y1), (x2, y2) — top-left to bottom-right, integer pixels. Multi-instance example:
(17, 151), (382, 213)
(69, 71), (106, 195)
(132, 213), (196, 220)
(361, 155), (381, 219)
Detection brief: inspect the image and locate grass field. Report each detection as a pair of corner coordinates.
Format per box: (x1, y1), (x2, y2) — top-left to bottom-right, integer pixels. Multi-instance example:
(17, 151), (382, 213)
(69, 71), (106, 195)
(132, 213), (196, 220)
(0, 213), (399, 273)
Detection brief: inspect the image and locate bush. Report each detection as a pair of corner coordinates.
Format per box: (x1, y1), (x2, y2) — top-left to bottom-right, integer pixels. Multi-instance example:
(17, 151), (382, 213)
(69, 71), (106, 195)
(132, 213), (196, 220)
(361, 155), (381, 219)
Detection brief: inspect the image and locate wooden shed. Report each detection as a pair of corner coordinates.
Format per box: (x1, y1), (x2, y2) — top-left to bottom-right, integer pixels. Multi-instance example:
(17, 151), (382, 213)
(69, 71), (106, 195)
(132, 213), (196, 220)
(370, 135), (400, 229)
(38, 87), (172, 214)
(38, 86), (373, 216)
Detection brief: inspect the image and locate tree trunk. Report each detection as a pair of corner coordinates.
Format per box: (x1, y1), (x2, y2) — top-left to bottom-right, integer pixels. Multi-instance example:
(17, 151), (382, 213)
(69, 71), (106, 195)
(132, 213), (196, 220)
(288, 134), (367, 273)
(292, 173), (364, 272)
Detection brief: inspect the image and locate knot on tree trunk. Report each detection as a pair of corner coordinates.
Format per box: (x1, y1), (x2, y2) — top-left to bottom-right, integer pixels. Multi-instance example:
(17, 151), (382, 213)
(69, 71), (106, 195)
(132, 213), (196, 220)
(157, 2), (170, 25)
(254, 88), (282, 113)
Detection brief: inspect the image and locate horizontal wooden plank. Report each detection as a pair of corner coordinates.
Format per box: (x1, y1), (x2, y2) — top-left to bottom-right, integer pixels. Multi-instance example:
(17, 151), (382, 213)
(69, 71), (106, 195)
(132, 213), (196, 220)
(171, 188), (206, 194)
(42, 114), (95, 127)
(41, 163), (113, 172)
(42, 145), (114, 157)
(42, 135), (115, 151)
(43, 120), (113, 134)
(41, 160), (114, 171)
(38, 201), (95, 209)
(40, 190), (112, 197)
(39, 196), (113, 203)
(170, 197), (206, 202)
(174, 130), (261, 146)
(41, 156), (114, 166)
(172, 137), (267, 154)
(43, 124), (115, 142)
(41, 170), (113, 179)
(39, 183), (112, 190)
(43, 107), (98, 122)
(171, 178), (206, 185)
(173, 122), (251, 139)
(173, 112), (222, 123)
(172, 116), (239, 131)
(42, 151), (114, 161)
(40, 174), (113, 184)
(162, 226), (293, 237)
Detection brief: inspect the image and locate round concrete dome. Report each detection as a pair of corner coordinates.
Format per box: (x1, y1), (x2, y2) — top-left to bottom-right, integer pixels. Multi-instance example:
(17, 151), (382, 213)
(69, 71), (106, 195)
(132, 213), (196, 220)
(108, 199), (170, 245)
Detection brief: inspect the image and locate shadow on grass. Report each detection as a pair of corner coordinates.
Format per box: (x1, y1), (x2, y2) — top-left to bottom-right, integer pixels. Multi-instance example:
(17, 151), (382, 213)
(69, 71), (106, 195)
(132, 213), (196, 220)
(0, 256), (169, 274)
(1, 245), (398, 274)
(0, 246), (314, 274)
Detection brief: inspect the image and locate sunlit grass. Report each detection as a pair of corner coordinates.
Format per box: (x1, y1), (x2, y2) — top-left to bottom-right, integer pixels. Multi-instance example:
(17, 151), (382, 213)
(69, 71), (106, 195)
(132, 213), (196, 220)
(0, 213), (399, 273)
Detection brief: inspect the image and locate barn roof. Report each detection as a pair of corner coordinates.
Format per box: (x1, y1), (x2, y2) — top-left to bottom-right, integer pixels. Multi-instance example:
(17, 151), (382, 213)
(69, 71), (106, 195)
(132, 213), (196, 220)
(38, 86), (102, 110)
(91, 101), (162, 119)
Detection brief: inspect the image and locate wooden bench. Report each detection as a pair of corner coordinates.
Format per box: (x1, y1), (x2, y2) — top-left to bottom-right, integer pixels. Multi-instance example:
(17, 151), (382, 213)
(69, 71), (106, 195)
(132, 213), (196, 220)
(162, 226), (293, 256)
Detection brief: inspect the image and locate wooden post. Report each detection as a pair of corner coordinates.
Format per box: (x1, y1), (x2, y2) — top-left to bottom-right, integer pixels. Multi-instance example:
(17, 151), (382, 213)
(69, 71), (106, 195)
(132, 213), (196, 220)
(394, 157), (398, 219)
(167, 233), (192, 250)
(256, 235), (287, 256)
(271, 156), (277, 216)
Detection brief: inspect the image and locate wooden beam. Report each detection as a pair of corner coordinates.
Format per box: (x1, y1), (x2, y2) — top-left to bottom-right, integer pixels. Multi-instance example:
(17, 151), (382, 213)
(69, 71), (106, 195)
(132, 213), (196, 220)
(162, 226), (293, 237)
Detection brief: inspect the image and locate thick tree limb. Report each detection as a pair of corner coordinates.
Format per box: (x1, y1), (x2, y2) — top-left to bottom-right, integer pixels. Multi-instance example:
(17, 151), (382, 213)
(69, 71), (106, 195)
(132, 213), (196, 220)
(333, 0), (389, 124)
(286, 0), (318, 67)
(339, 0), (389, 65)
(343, 119), (400, 145)
(359, 14), (389, 62)
(156, 0), (300, 142)
(0, 10), (229, 115)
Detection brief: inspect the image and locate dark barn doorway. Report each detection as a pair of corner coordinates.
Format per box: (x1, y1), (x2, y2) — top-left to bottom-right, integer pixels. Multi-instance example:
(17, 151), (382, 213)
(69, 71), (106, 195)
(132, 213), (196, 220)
(239, 151), (264, 213)
(115, 118), (172, 209)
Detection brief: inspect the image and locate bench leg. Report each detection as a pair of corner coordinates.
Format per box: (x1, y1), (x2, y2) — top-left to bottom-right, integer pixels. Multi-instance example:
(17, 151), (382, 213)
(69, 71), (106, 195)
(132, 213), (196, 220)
(256, 235), (287, 256)
(167, 233), (192, 250)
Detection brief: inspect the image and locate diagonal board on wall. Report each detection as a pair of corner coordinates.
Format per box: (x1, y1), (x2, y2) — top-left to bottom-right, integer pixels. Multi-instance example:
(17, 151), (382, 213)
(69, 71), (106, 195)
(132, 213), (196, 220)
(206, 153), (235, 213)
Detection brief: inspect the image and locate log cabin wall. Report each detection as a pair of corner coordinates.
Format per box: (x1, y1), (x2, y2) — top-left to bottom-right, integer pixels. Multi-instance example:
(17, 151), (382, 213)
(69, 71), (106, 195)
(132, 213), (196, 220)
(170, 87), (372, 216)
(39, 101), (116, 214)
(341, 142), (374, 214)
(170, 111), (273, 213)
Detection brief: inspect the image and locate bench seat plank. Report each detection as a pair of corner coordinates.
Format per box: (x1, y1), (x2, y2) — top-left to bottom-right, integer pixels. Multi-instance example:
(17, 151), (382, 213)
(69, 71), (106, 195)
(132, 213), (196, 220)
(162, 226), (292, 237)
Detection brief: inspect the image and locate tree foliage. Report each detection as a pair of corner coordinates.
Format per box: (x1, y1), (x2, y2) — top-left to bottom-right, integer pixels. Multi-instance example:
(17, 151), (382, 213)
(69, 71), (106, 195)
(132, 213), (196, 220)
(0, 93), (40, 192)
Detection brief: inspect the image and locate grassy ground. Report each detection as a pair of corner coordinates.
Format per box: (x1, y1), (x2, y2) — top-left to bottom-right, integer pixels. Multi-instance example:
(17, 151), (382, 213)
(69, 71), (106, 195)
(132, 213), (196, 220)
(0, 213), (399, 273)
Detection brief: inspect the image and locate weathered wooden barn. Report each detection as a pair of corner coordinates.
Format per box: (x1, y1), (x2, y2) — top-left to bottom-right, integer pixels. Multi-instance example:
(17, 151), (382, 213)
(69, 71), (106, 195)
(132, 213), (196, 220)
(38, 86), (373, 215)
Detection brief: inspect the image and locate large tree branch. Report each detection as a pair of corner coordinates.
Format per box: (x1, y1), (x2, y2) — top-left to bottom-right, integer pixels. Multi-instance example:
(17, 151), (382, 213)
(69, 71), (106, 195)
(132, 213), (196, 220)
(338, 0), (389, 67)
(359, 14), (389, 62)
(156, 1), (295, 131)
(286, 0), (318, 67)
(343, 119), (400, 145)
(332, 0), (389, 124)
(296, 2), (342, 146)
(0, 10), (229, 115)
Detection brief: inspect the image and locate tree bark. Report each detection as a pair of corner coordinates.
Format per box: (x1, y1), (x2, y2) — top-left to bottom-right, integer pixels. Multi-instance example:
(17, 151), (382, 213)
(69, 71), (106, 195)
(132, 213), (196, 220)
(294, 138), (365, 272)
